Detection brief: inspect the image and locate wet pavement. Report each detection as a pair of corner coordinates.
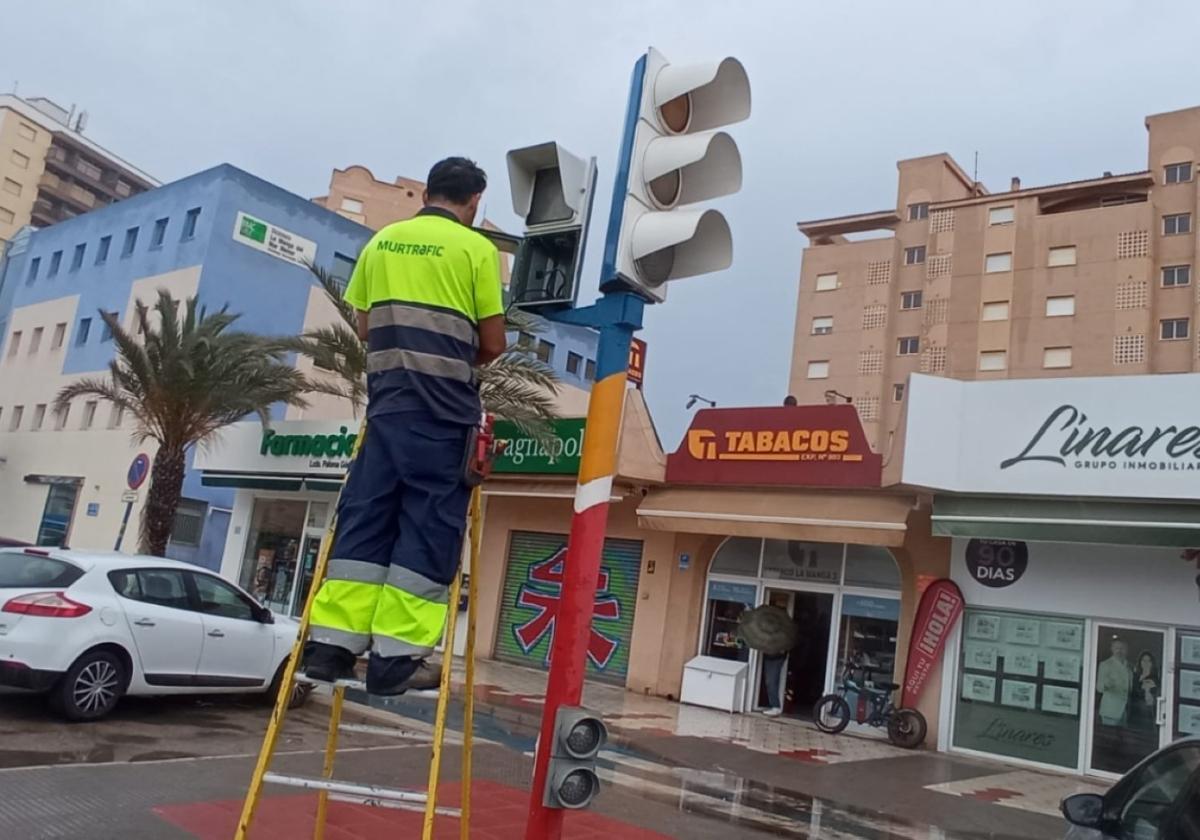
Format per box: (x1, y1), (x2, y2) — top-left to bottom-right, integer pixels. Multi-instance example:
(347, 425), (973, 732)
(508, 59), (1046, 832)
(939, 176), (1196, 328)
(0, 671), (1085, 839)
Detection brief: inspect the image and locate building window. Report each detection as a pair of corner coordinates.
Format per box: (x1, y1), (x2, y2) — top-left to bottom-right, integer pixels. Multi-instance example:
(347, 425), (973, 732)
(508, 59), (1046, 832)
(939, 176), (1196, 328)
(28, 326), (42, 355)
(907, 202), (929, 221)
(52, 322), (66, 349)
(978, 350), (1007, 371)
(31, 404), (46, 431)
(897, 336), (919, 356)
(1162, 265), (1191, 287)
(70, 243), (86, 271)
(181, 207), (201, 241)
(94, 235), (111, 265)
(517, 332), (535, 350)
(892, 383), (905, 403)
(26, 257), (40, 283)
(7, 330), (21, 358)
(81, 400), (98, 430)
(981, 301), (1010, 321)
(150, 217), (169, 248)
(815, 272), (838, 291)
(904, 245), (926, 265)
(48, 250), (62, 278)
(1164, 162), (1193, 184)
(0, 205), (12, 225)
(10, 150), (29, 170)
(985, 252), (1012, 273)
(9, 405), (23, 431)
(76, 318), (92, 346)
(810, 316), (833, 335)
(536, 339), (554, 364)
(2, 177), (21, 197)
(1164, 213), (1191, 236)
(1048, 246), (1076, 267)
(988, 206), (1015, 226)
(900, 290), (923, 310)
(1046, 295), (1076, 317)
(53, 404), (69, 431)
(109, 404), (125, 429)
(566, 351), (582, 375)
(1161, 318), (1190, 341)
(806, 360), (830, 379)
(122, 226), (139, 256)
(330, 252), (355, 290)
(1043, 346), (1072, 369)
(170, 499), (207, 547)
(17, 122), (36, 142)
(99, 313), (117, 343)
(340, 197), (365, 214)
(584, 359), (596, 381)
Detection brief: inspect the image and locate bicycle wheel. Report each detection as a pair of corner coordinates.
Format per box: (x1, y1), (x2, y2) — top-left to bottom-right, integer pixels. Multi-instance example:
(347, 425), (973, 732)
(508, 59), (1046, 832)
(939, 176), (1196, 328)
(812, 694), (851, 734)
(887, 707), (927, 749)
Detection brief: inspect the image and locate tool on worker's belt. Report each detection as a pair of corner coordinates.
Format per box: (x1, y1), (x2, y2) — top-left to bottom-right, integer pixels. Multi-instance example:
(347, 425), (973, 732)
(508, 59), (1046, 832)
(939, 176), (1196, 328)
(235, 416), (497, 840)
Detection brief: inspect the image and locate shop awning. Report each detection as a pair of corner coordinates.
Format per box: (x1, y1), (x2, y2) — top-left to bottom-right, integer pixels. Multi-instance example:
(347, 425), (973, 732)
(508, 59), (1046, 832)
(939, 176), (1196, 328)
(636, 487), (912, 546)
(932, 495), (1200, 547)
(482, 479), (623, 502)
(201, 472), (322, 492)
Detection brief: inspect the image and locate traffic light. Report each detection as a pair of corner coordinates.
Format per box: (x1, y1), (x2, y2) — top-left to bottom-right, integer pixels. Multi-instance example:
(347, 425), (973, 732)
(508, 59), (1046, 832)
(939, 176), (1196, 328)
(506, 142), (598, 311)
(601, 47), (751, 303)
(542, 706), (607, 809)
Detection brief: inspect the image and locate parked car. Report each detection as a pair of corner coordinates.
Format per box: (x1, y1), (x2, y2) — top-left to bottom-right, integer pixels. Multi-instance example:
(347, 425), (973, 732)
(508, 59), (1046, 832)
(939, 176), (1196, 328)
(0, 547), (309, 720)
(1062, 738), (1200, 839)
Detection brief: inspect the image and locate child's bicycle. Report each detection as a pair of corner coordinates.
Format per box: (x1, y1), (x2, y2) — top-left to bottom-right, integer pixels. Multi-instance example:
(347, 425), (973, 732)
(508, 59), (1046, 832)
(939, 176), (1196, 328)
(812, 656), (927, 749)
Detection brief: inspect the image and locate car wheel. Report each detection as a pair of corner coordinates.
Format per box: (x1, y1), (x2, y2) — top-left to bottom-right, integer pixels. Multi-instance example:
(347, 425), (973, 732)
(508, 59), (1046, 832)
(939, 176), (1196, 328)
(264, 661), (313, 710)
(51, 650), (127, 722)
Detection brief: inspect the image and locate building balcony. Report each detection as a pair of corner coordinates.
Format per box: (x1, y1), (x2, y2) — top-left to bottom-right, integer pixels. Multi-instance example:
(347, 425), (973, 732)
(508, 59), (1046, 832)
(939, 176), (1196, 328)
(37, 173), (100, 213)
(797, 209), (900, 245)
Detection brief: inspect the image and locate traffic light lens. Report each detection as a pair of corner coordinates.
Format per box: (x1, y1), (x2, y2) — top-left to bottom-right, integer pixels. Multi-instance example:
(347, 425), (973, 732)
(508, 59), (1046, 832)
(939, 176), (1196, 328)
(659, 93), (691, 134)
(635, 248), (674, 286)
(566, 720), (603, 756)
(648, 170), (682, 208)
(557, 769), (597, 808)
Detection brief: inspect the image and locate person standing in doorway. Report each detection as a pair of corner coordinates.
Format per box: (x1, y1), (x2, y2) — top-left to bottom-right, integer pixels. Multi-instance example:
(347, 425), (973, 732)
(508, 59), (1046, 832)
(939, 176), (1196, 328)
(302, 157), (506, 695)
(1097, 638), (1134, 726)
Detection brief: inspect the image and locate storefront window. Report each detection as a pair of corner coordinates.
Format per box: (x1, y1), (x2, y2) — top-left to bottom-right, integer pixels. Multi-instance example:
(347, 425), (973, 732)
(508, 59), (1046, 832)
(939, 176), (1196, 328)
(953, 608), (1084, 769)
(710, 537), (761, 577)
(239, 498), (306, 613)
(838, 595), (900, 681)
(760, 540), (841, 584)
(1091, 625), (1165, 774)
(1177, 632), (1200, 739)
(702, 580), (756, 662)
(844, 545), (900, 590)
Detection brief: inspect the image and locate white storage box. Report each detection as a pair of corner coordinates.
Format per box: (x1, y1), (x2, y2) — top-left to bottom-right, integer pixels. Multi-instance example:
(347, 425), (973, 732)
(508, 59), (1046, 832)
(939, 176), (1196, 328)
(680, 655), (748, 713)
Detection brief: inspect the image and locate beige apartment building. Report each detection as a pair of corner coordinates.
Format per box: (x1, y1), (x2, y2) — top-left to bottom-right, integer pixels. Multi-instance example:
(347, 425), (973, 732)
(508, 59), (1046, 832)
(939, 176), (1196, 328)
(790, 105), (1200, 451)
(0, 95), (156, 249)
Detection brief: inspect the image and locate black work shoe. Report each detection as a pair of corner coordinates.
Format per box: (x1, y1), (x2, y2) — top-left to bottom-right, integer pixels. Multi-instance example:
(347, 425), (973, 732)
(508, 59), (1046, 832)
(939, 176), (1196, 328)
(302, 642), (357, 683)
(367, 657), (442, 696)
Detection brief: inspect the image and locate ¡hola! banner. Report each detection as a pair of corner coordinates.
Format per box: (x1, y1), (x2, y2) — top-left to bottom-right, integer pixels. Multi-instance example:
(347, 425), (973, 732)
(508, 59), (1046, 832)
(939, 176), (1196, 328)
(902, 578), (965, 708)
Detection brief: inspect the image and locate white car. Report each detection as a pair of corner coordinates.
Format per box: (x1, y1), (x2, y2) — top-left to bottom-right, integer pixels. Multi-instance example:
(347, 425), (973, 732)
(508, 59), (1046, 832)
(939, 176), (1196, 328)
(0, 546), (308, 720)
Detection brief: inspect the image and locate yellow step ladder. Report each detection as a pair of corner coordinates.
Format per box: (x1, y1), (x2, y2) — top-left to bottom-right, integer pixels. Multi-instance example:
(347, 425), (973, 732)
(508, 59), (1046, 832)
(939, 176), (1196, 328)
(234, 425), (482, 840)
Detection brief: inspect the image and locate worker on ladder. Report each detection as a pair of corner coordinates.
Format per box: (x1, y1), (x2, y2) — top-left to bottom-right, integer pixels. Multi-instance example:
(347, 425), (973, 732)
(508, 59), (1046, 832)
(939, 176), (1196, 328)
(302, 157), (507, 695)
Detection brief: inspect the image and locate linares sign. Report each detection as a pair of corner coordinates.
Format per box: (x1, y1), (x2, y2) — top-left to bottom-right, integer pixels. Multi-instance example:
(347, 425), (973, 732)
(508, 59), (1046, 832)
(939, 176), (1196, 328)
(233, 211), (317, 268)
(903, 373), (1200, 499)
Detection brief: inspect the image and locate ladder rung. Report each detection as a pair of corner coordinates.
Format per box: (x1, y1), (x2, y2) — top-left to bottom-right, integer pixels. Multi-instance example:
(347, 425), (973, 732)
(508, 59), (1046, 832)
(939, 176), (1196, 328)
(329, 792), (460, 818)
(339, 722), (433, 741)
(262, 772), (452, 811)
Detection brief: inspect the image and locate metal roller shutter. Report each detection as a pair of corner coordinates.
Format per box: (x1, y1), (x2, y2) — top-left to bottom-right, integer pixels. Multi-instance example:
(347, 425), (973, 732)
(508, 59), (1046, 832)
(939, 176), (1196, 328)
(494, 530), (642, 684)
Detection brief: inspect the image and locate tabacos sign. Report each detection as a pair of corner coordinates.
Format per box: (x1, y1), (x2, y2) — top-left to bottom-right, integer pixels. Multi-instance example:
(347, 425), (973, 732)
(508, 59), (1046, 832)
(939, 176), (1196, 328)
(666, 405), (882, 487)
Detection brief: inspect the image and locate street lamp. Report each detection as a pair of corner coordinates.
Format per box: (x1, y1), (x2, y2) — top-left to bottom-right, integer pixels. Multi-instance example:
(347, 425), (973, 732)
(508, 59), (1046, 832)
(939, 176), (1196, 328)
(685, 394), (717, 410)
(824, 390), (853, 405)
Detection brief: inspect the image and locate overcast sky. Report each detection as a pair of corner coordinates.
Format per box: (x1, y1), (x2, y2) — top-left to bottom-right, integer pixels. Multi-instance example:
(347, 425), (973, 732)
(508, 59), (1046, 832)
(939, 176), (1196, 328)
(4, 1), (1199, 448)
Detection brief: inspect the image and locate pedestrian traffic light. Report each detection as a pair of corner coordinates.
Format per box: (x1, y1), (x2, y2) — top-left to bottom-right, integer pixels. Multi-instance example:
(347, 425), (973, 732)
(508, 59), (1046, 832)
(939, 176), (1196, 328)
(601, 47), (751, 303)
(542, 706), (607, 809)
(506, 142), (598, 311)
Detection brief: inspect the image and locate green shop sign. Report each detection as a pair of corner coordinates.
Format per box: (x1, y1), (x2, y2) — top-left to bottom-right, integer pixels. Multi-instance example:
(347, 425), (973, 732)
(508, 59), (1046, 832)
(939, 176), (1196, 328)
(492, 418), (585, 475)
(260, 426), (358, 459)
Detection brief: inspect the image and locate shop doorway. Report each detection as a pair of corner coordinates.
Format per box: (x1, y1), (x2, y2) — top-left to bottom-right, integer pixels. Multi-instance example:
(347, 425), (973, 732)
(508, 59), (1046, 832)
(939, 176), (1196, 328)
(756, 588), (834, 716)
(1089, 623), (1166, 775)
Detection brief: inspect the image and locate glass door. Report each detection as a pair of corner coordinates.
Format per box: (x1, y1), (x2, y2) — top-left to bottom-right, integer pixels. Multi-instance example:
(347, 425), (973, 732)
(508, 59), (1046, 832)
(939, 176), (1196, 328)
(36, 484), (79, 546)
(1090, 623), (1167, 775)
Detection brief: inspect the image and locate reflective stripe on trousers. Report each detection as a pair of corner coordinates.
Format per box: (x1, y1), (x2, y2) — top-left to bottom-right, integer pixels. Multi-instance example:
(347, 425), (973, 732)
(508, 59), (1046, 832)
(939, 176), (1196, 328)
(309, 557), (450, 658)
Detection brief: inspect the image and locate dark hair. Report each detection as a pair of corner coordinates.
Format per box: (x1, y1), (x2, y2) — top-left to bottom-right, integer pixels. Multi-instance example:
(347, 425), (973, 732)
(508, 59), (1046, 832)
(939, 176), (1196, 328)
(426, 157), (487, 204)
(1137, 651), (1158, 673)
(783, 395), (798, 406)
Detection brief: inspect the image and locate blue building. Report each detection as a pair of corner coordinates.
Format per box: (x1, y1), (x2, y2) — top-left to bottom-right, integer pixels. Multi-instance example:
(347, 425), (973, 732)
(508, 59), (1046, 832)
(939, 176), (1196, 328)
(0, 163), (597, 573)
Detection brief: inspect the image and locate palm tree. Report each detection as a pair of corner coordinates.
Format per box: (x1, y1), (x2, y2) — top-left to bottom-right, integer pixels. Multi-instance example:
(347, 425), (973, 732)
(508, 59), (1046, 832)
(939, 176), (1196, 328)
(55, 291), (310, 556)
(284, 265), (561, 434)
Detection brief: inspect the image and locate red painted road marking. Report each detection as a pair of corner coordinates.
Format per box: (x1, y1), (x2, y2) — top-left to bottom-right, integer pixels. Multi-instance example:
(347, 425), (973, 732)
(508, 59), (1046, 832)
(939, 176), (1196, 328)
(963, 787), (1024, 803)
(778, 748), (841, 763)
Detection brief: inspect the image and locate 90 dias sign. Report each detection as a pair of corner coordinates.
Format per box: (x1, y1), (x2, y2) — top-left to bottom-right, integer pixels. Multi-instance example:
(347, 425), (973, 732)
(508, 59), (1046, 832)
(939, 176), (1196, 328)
(965, 539), (1028, 588)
